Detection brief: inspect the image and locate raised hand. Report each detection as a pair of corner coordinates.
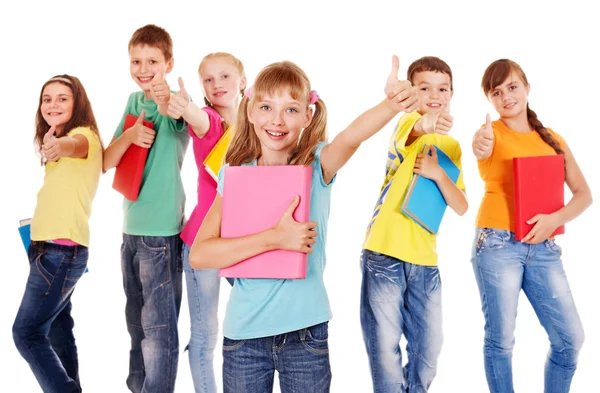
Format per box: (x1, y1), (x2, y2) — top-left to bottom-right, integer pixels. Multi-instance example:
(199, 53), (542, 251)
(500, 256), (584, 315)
(127, 110), (156, 148)
(150, 64), (170, 105)
(413, 144), (444, 181)
(384, 55), (419, 113)
(167, 77), (191, 119)
(42, 125), (61, 162)
(418, 100), (454, 135)
(472, 113), (494, 159)
(273, 196), (318, 254)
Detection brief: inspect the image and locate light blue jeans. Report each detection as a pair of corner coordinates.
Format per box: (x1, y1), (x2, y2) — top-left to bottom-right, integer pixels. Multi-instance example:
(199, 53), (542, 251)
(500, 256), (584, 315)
(182, 244), (220, 393)
(360, 250), (443, 393)
(471, 228), (584, 393)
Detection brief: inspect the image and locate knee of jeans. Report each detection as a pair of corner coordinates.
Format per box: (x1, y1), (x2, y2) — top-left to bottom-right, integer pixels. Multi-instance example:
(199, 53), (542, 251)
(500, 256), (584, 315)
(189, 330), (218, 350)
(484, 334), (515, 353)
(12, 323), (29, 351)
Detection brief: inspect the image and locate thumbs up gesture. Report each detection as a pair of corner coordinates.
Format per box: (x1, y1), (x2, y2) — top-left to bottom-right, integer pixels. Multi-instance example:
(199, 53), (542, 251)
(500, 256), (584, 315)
(384, 55), (418, 113)
(42, 125), (62, 162)
(472, 113), (495, 159)
(150, 64), (171, 105)
(413, 144), (444, 181)
(417, 100), (454, 135)
(127, 110), (156, 148)
(167, 77), (191, 119)
(272, 196), (318, 254)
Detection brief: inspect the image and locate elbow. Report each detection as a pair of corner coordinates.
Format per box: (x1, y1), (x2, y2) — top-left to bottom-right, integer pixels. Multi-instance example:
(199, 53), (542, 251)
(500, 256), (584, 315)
(455, 200), (469, 217)
(189, 244), (209, 269)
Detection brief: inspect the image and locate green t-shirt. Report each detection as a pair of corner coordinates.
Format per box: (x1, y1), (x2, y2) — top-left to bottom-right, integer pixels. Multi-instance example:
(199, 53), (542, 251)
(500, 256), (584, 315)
(114, 91), (190, 236)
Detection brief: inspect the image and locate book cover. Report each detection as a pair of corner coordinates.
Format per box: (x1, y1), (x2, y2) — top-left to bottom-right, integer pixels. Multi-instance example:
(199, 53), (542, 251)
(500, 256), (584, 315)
(219, 165), (312, 279)
(204, 127), (232, 182)
(112, 114), (155, 201)
(400, 144), (460, 234)
(18, 218), (32, 253)
(513, 154), (565, 240)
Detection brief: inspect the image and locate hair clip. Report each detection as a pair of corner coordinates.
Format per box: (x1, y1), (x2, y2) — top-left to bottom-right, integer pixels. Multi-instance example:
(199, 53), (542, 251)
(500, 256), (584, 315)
(244, 87), (253, 98)
(310, 90), (319, 104)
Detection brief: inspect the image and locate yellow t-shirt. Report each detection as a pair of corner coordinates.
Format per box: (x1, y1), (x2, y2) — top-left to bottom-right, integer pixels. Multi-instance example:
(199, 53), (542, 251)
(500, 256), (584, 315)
(475, 120), (566, 232)
(363, 112), (466, 266)
(31, 126), (102, 247)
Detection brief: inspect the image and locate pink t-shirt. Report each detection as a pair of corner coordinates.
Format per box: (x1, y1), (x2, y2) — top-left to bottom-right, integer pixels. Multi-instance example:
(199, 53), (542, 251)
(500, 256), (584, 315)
(180, 107), (224, 246)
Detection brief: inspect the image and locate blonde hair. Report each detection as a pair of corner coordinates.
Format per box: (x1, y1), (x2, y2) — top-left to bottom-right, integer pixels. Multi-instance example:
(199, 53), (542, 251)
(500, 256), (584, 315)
(225, 61), (327, 167)
(199, 52), (245, 109)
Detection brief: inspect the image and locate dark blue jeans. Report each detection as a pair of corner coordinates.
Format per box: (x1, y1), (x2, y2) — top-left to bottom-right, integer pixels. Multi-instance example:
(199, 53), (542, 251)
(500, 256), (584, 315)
(121, 234), (183, 393)
(222, 322), (332, 393)
(13, 241), (88, 393)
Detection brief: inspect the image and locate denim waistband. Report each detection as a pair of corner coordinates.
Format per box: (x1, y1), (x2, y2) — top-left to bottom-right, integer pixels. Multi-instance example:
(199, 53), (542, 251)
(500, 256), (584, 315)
(31, 241), (88, 257)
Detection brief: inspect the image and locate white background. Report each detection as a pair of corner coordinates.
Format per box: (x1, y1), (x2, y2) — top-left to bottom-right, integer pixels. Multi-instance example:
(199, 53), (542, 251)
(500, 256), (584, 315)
(1, 0), (598, 392)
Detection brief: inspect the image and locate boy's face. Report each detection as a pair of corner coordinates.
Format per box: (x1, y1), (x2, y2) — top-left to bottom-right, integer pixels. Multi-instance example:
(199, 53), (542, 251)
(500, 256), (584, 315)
(129, 44), (173, 95)
(412, 71), (453, 115)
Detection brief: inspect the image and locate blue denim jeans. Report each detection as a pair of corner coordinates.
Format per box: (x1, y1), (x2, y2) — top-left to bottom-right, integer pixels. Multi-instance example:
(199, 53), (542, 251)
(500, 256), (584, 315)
(182, 243), (220, 393)
(121, 234), (183, 393)
(13, 241), (88, 393)
(360, 250), (443, 393)
(222, 322), (331, 393)
(471, 228), (584, 393)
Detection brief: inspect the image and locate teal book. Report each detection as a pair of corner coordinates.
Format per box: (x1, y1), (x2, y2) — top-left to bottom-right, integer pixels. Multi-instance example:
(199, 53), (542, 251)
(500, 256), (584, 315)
(400, 144), (460, 234)
(18, 218), (32, 253)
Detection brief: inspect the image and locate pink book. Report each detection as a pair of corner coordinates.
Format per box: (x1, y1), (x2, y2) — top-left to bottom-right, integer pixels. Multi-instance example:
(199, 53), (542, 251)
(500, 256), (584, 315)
(219, 165), (312, 279)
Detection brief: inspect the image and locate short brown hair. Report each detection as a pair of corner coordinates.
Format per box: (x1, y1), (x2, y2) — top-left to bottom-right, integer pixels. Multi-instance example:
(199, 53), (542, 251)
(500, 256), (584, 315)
(128, 24), (173, 60)
(407, 56), (453, 90)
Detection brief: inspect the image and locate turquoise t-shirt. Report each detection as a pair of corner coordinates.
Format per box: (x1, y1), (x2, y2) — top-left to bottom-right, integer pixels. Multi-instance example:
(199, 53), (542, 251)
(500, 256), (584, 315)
(218, 142), (335, 339)
(114, 92), (190, 236)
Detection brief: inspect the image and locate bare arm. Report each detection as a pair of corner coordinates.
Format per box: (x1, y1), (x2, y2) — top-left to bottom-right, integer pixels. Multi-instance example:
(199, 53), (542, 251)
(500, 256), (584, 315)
(102, 111), (156, 172)
(190, 195), (317, 269)
(42, 132), (90, 161)
(435, 174), (468, 216)
(554, 145), (593, 224)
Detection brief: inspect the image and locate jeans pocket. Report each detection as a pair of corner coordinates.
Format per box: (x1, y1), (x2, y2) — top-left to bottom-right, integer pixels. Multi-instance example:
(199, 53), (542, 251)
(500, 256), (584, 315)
(140, 236), (168, 252)
(476, 228), (511, 254)
(424, 267), (442, 302)
(61, 264), (87, 301)
(139, 240), (170, 290)
(545, 238), (562, 255)
(365, 250), (392, 264)
(36, 252), (64, 291)
(302, 323), (329, 355)
(223, 336), (246, 351)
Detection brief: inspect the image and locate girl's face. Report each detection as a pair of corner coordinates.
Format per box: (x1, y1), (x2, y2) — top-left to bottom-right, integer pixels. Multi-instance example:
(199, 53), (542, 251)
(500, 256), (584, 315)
(40, 82), (74, 134)
(487, 71), (530, 119)
(200, 58), (246, 108)
(248, 90), (313, 156)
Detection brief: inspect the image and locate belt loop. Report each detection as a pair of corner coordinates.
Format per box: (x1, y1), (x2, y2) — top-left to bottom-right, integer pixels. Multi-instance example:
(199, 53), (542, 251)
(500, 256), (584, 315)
(300, 328), (307, 341)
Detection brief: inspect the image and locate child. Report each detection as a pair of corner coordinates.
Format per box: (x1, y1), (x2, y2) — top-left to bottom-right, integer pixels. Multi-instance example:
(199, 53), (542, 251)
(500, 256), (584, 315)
(471, 59), (591, 393)
(102, 24), (189, 393)
(173, 52), (247, 393)
(189, 57), (418, 393)
(360, 56), (468, 393)
(12, 74), (103, 393)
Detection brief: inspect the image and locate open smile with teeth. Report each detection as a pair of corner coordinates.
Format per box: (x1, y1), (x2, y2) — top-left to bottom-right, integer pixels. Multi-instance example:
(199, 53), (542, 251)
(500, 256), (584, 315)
(138, 76), (153, 83)
(504, 102), (517, 109)
(427, 103), (442, 108)
(47, 112), (63, 116)
(266, 130), (286, 137)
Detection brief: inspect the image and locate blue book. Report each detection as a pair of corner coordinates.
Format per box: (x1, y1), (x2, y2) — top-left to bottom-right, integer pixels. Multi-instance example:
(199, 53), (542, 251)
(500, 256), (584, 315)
(18, 218), (32, 253)
(400, 144), (460, 234)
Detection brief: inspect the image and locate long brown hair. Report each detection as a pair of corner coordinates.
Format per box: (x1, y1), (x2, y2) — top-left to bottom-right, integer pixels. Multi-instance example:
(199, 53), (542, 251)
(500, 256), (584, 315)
(35, 75), (102, 164)
(481, 59), (563, 155)
(225, 61), (328, 167)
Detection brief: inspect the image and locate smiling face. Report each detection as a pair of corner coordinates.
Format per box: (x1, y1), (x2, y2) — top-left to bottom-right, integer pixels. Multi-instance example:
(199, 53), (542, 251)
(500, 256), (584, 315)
(247, 89), (313, 161)
(40, 82), (74, 134)
(129, 44), (173, 97)
(200, 57), (246, 108)
(487, 71), (530, 119)
(412, 71), (453, 114)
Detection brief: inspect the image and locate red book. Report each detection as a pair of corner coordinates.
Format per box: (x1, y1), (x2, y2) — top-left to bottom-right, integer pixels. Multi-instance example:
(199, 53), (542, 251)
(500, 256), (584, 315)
(513, 154), (565, 240)
(112, 114), (154, 201)
(219, 165), (312, 279)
